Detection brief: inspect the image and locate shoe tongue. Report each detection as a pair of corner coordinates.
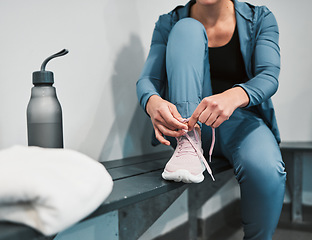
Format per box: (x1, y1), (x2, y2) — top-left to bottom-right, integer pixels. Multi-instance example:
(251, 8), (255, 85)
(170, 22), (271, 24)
(177, 132), (197, 156)
(187, 129), (196, 139)
(186, 129), (200, 145)
(179, 135), (189, 144)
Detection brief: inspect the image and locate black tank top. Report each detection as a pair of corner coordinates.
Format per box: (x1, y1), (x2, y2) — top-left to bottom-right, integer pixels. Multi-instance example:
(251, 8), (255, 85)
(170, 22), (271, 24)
(208, 25), (248, 94)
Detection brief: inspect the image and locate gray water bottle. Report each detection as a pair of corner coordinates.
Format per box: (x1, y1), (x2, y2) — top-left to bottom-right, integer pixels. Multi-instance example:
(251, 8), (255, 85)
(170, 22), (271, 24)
(27, 49), (69, 148)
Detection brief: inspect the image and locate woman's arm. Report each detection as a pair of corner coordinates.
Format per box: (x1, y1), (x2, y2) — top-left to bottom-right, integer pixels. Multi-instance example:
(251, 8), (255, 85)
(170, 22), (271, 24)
(136, 15), (168, 112)
(234, 9), (281, 107)
(189, 8), (280, 129)
(137, 15), (188, 145)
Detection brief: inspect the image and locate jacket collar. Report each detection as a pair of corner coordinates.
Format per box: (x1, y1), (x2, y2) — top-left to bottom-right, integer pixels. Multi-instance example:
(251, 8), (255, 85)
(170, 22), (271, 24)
(177, 0), (254, 22)
(233, 0), (254, 22)
(175, 0), (194, 19)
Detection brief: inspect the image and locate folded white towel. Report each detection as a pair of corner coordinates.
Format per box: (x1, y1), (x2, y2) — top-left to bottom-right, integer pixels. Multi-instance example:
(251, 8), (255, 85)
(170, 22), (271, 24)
(0, 145), (113, 236)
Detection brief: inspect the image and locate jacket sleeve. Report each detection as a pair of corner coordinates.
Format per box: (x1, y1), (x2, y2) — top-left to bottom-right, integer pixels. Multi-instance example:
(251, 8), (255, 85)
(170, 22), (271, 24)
(136, 16), (169, 112)
(235, 9), (280, 107)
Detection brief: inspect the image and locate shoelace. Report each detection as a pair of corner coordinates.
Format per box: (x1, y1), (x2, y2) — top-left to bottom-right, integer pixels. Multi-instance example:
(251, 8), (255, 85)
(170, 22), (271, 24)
(178, 119), (215, 181)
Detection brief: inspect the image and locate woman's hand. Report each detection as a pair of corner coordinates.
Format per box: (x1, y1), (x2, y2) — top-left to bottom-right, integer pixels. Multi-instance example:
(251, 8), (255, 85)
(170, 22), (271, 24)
(188, 87), (249, 130)
(146, 95), (188, 146)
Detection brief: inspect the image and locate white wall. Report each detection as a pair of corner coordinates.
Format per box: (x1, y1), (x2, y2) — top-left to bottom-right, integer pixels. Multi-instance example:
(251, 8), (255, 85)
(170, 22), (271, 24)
(0, 0), (311, 161)
(1, 0), (311, 157)
(0, 0), (182, 160)
(253, 1), (312, 141)
(0, 0), (311, 239)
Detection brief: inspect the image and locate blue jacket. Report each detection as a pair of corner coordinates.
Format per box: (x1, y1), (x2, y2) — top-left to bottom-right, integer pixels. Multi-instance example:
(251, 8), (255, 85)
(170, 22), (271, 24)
(136, 0), (281, 143)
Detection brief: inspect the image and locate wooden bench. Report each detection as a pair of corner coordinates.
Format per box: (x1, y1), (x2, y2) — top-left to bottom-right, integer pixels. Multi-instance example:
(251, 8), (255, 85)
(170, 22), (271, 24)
(0, 151), (233, 240)
(84, 151), (233, 240)
(1, 141), (311, 239)
(101, 141), (312, 229)
(280, 141), (312, 223)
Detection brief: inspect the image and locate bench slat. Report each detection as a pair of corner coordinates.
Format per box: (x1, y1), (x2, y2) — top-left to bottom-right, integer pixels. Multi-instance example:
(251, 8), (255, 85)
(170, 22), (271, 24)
(280, 141), (312, 151)
(102, 151), (173, 169)
(86, 170), (186, 219)
(104, 159), (167, 180)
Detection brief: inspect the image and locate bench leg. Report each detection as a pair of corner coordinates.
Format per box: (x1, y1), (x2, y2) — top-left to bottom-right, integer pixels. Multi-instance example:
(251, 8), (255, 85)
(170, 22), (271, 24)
(118, 186), (187, 240)
(188, 187), (198, 240)
(291, 152), (303, 223)
(187, 170), (234, 240)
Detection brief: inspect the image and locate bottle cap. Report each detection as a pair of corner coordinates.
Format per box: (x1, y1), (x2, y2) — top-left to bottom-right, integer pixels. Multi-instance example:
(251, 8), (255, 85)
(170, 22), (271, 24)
(32, 49), (69, 85)
(33, 71), (54, 85)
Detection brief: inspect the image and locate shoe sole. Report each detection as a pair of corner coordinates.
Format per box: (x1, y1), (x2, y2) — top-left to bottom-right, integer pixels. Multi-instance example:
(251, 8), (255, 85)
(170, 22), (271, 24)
(162, 169), (204, 183)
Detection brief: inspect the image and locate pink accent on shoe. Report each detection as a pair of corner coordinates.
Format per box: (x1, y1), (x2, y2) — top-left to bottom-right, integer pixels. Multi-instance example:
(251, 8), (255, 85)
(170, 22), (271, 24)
(209, 127), (215, 163)
(162, 119), (215, 183)
(182, 129), (215, 181)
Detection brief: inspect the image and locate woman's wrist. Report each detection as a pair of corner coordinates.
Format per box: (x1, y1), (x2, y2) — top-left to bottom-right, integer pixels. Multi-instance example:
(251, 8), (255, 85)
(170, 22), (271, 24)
(225, 87), (249, 108)
(146, 94), (162, 116)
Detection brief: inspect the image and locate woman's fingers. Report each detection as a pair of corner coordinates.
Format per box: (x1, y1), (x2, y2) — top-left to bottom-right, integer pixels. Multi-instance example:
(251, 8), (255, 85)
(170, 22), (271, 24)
(154, 125), (171, 146)
(188, 102), (206, 130)
(156, 122), (185, 137)
(161, 105), (188, 131)
(147, 96), (188, 145)
(197, 108), (211, 125)
(188, 96), (232, 129)
(154, 110), (187, 132)
(168, 104), (184, 122)
(211, 115), (227, 128)
(205, 110), (221, 126)
(154, 123), (185, 146)
(150, 102), (187, 131)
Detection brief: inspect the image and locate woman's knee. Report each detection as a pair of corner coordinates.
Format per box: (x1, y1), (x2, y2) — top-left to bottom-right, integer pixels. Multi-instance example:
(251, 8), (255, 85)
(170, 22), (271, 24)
(168, 18), (207, 48)
(172, 18), (206, 35)
(233, 145), (286, 193)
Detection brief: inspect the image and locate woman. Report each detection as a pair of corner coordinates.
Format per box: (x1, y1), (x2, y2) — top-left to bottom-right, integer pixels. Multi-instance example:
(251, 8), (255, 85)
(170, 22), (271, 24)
(136, 0), (286, 239)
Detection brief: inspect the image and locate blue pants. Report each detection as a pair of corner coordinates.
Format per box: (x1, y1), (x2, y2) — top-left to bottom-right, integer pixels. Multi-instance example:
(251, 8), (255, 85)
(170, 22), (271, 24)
(166, 18), (286, 240)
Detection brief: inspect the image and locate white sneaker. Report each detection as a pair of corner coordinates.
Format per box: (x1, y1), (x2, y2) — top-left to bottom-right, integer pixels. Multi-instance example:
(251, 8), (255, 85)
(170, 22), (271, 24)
(162, 127), (215, 183)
